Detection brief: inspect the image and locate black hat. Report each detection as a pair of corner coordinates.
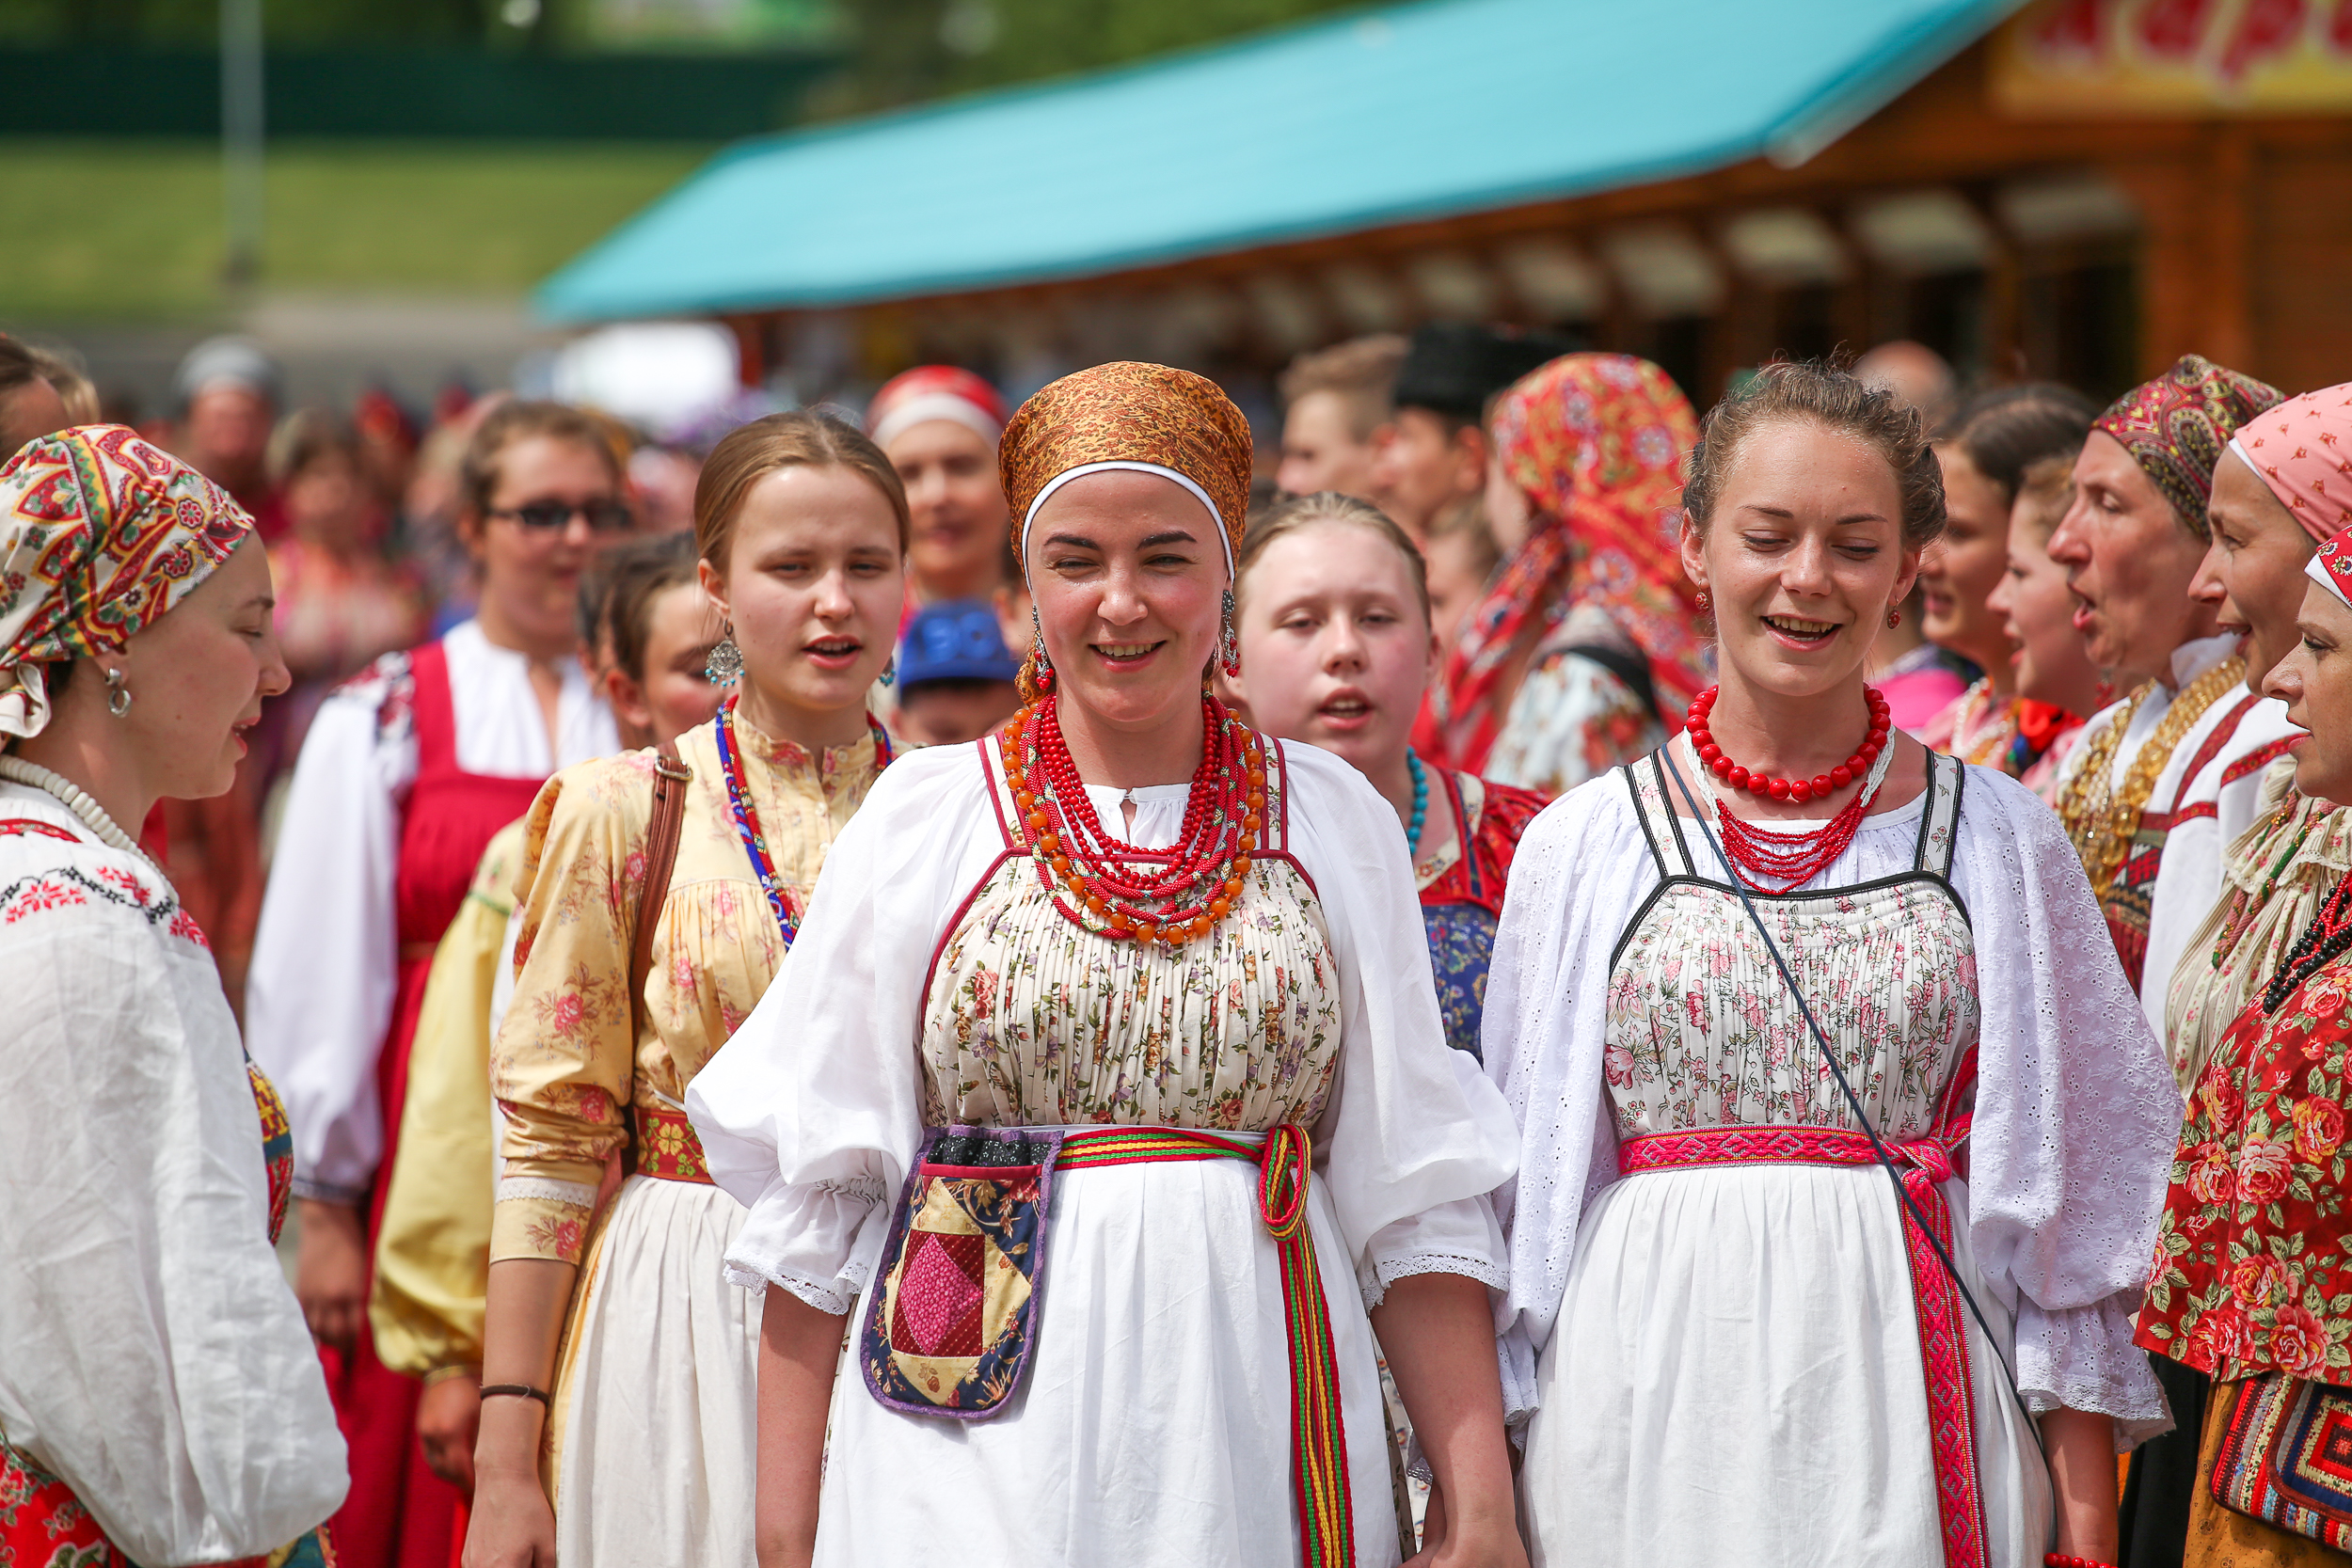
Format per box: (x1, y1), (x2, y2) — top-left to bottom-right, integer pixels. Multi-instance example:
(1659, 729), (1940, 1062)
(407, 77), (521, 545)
(1391, 325), (1572, 420)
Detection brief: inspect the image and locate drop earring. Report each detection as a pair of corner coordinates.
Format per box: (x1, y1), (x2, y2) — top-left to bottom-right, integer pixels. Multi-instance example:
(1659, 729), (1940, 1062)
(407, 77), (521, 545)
(879, 653), (897, 689)
(1694, 589), (1711, 616)
(1030, 609), (1055, 692)
(1219, 589), (1242, 678)
(103, 667), (132, 718)
(705, 625), (744, 685)
(1886, 605), (1902, 629)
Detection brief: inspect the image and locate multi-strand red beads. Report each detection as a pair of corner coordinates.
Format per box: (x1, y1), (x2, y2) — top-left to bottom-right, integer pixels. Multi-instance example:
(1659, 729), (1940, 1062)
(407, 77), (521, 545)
(1686, 684), (1889, 803)
(1686, 684), (1892, 894)
(1002, 691), (1266, 946)
(2045, 1556), (2120, 1568)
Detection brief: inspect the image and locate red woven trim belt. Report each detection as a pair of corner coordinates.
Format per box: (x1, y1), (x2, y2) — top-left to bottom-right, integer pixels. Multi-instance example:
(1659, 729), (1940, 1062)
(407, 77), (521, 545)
(1620, 1122), (1989, 1568)
(1058, 1125), (1353, 1568)
(631, 1103), (713, 1185)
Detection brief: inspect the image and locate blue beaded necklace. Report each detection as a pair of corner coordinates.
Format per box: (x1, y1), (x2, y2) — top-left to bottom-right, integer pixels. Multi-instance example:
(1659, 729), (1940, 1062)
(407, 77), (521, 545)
(713, 697), (894, 946)
(1405, 748), (1429, 858)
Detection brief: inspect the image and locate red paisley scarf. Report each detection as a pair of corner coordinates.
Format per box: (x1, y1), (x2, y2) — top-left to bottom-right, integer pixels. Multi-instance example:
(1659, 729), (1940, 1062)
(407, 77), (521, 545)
(1416, 354), (1706, 774)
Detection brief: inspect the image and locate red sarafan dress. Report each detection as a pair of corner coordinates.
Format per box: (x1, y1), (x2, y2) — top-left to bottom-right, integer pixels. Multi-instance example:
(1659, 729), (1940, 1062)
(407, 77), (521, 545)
(248, 623), (615, 1568)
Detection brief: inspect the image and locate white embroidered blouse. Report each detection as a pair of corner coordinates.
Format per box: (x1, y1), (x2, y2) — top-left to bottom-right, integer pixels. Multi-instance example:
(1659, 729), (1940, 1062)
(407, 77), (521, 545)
(1486, 754), (2180, 1436)
(246, 619), (616, 1200)
(0, 783), (347, 1562)
(687, 736), (1520, 1318)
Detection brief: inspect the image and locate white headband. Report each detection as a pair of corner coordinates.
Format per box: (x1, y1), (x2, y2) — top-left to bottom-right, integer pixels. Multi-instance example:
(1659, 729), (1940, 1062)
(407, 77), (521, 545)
(870, 392), (1002, 451)
(1018, 461), (1232, 578)
(2306, 546), (2352, 610)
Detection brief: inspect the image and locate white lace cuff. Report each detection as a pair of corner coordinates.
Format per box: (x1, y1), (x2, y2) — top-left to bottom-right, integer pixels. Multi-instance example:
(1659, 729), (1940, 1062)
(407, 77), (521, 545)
(2014, 1291), (2175, 1449)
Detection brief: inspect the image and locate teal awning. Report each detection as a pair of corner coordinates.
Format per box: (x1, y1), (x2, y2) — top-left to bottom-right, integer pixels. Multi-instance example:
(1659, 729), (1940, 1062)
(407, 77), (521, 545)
(535, 0), (2017, 323)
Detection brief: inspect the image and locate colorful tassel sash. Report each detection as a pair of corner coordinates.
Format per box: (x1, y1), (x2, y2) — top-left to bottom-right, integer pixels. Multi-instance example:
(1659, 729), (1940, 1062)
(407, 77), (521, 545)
(1058, 1124), (1354, 1568)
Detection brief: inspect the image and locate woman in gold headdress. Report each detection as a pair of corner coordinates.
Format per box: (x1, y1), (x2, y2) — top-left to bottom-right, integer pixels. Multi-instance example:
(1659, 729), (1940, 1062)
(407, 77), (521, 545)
(688, 363), (1525, 1567)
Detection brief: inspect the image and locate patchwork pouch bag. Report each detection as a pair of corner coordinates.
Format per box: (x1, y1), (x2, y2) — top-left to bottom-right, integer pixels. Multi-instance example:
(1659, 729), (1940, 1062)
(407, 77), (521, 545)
(2210, 1372), (2352, 1548)
(859, 1126), (1064, 1418)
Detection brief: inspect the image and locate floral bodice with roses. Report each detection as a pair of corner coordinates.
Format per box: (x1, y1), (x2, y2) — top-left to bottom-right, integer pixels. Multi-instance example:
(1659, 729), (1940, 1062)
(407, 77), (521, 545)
(486, 711), (888, 1265)
(2137, 951), (2352, 1384)
(916, 738), (1343, 1132)
(1603, 752), (1979, 1142)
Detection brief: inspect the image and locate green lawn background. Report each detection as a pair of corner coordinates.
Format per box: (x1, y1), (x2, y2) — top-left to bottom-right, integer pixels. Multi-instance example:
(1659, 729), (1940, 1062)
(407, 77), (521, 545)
(0, 140), (711, 321)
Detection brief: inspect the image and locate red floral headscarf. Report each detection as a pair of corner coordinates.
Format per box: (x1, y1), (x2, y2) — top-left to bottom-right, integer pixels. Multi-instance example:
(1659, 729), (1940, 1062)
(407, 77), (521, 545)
(1418, 354), (1706, 774)
(0, 424), (250, 738)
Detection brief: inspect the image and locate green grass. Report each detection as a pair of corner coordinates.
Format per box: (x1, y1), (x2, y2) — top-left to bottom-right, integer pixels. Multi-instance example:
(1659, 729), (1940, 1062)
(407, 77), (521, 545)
(0, 139), (714, 321)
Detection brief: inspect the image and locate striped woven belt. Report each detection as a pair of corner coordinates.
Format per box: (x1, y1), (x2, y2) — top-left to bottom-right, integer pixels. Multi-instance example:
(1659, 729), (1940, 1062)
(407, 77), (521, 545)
(1620, 1122), (1987, 1568)
(1058, 1124), (1353, 1568)
(631, 1103), (713, 1185)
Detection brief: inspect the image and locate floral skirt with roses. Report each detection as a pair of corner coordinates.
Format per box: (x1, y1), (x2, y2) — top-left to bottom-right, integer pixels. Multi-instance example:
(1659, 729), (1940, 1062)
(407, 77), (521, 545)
(2137, 956), (2352, 1384)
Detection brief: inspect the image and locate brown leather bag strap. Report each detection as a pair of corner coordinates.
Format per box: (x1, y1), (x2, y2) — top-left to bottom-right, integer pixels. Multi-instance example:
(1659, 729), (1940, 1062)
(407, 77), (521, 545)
(631, 741), (692, 1007)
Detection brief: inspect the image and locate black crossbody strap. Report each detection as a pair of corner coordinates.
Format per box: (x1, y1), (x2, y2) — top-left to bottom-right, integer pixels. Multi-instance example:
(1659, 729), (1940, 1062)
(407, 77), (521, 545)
(1659, 745), (2045, 1458)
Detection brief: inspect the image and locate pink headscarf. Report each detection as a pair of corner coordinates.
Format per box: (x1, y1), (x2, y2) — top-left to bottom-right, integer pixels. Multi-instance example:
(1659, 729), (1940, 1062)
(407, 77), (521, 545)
(2235, 382), (2352, 545)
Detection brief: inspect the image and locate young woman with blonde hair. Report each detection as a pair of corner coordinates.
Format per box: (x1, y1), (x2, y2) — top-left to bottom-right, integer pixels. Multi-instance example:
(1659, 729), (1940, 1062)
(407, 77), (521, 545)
(1489, 362), (2178, 1566)
(1233, 491), (1543, 1061)
(467, 411), (905, 1568)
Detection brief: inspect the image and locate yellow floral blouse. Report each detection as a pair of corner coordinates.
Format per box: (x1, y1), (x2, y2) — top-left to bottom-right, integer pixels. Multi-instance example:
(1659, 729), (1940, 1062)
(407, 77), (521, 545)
(489, 711), (886, 1263)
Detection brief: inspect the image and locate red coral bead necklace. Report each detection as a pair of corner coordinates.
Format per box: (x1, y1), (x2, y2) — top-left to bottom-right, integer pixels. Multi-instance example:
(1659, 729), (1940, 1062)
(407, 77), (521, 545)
(1684, 683), (1894, 893)
(1002, 689), (1266, 946)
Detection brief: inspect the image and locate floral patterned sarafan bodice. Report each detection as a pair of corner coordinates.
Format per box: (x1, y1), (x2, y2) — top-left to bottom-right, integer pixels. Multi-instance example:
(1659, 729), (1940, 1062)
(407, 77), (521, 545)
(1604, 751), (1979, 1142)
(918, 736), (1342, 1132)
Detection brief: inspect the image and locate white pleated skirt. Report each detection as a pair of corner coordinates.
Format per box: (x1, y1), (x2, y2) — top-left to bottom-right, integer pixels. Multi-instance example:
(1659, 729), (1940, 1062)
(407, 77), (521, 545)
(552, 1174), (760, 1568)
(1518, 1163), (2053, 1568)
(814, 1154), (1406, 1567)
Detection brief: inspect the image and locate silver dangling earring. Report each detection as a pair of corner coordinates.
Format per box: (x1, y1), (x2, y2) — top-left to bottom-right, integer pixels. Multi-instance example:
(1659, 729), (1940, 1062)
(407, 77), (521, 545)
(103, 666), (132, 718)
(879, 652), (897, 689)
(704, 625), (744, 686)
(1219, 589), (1241, 678)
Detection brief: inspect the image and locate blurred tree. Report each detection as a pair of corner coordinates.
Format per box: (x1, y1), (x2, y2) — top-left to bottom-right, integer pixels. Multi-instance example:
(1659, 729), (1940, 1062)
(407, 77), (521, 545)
(0, 0), (1363, 108)
(808, 0), (1365, 117)
(0, 0), (498, 46)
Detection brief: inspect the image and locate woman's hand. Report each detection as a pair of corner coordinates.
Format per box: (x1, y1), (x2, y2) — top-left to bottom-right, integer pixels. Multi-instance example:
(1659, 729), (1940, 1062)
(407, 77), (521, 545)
(463, 1395), (555, 1568)
(755, 1286), (847, 1568)
(294, 1197), (368, 1351)
(417, 1373), (482, 1494)
(2044, 1407), (2120, 1563)
(1375, 1275), (1530, 1568)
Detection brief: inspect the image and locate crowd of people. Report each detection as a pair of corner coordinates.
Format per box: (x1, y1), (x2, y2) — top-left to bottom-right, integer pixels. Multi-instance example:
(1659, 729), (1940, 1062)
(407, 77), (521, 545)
(5, 312), (2352, 1568)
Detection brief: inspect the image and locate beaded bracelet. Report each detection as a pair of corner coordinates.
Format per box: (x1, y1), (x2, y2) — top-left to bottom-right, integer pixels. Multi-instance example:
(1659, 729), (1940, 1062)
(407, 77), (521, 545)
(2045, 1555), (2120, 1567)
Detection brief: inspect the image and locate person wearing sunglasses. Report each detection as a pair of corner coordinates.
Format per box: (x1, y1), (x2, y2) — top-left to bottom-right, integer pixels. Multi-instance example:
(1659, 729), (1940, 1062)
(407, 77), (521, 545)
(246, 400), (628, 1568)
(1487, 362), (2179, 1568)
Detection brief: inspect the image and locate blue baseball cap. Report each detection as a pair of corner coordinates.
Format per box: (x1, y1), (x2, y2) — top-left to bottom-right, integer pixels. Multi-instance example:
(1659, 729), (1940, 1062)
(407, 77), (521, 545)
(898, 598), (1019, 688)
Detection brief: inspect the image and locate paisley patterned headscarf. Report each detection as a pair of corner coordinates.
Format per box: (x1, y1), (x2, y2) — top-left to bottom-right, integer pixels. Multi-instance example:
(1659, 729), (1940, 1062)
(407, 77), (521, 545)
(999, 361), (1254, 578)
(2234, 382), (2352, 546)
(2093, 354), (2283, 535)
(1419, 354), (1706, 775)
(0, 425), (251, 738)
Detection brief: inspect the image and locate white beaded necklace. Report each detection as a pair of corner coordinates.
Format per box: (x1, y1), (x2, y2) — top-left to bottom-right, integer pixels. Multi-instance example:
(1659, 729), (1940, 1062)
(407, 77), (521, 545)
(0, 753), (159, 869)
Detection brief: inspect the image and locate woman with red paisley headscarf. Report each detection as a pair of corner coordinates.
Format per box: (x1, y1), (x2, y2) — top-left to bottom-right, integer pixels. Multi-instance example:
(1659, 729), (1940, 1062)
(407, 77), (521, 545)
(0, 426), (344, 1566)
(1413, 353), (1708, 800)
